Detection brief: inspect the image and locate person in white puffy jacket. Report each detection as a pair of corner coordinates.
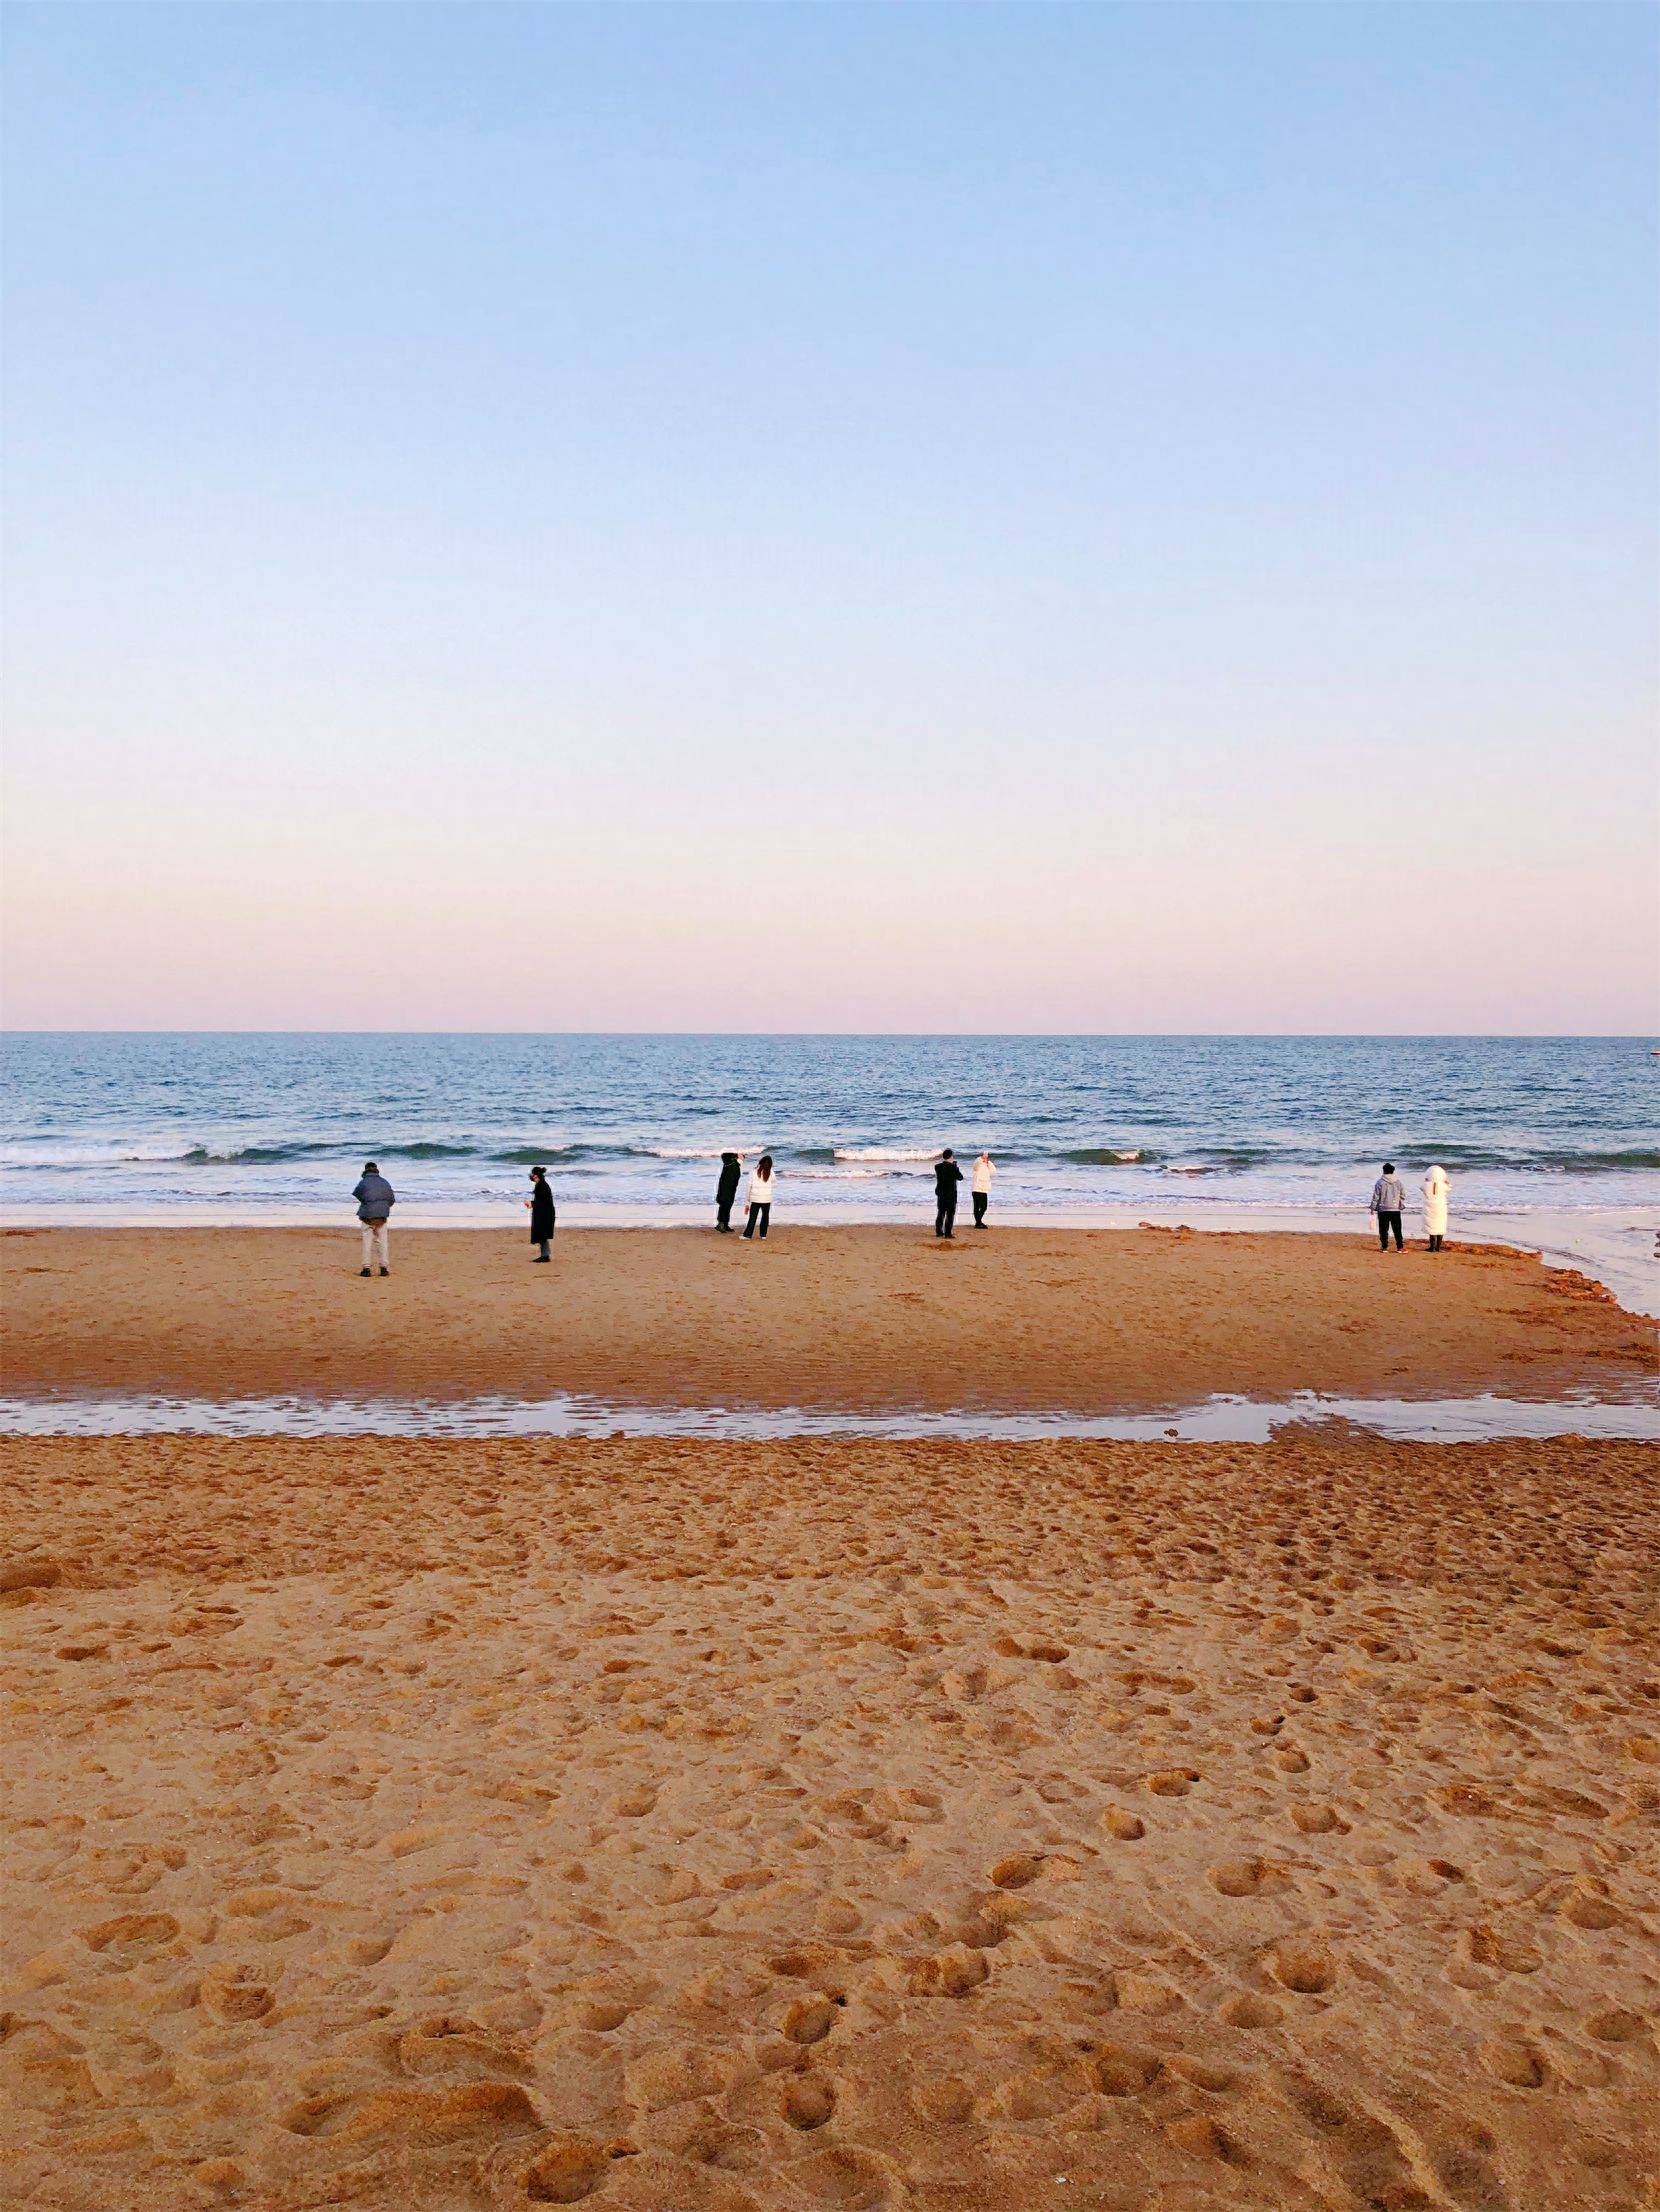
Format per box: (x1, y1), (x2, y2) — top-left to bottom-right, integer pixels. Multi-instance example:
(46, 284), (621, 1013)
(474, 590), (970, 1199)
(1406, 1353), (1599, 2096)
(971, 1152), (995, 1228)
(742, 1154), (775, 1241)
(1422, 1164), (1449, 1253)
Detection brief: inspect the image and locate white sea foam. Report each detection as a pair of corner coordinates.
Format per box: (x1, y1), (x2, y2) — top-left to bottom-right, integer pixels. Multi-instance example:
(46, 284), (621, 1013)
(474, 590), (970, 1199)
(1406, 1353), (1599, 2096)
(833, 1147), (940, 1163)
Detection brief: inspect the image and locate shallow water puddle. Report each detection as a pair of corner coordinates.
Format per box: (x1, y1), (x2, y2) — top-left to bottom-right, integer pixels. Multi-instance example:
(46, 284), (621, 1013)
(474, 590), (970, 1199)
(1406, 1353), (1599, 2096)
(0, 1388), (1652, 1442)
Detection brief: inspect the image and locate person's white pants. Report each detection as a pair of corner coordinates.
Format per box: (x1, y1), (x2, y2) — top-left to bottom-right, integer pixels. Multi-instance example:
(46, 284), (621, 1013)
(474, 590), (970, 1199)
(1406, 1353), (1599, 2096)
(360, 1220), (389, 1272)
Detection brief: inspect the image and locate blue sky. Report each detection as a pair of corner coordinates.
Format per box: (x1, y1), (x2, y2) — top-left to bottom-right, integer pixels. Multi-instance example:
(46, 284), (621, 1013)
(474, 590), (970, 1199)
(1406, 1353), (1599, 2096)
(3, 1), (1654, 1030)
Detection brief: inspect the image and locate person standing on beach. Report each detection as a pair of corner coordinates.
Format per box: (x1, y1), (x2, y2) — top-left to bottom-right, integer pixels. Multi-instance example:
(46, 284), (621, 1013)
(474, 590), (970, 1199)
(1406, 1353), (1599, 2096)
(971, 1150), (995, 1228)
(715, 1150), (743, 1232)
(1369, 1161), (1406, 1252)
(353, 1161), (395, 1277)
(1422, 1164), (1450, 1253)
(742, 1154), (775, 1240)
(934, 1148), (964, 1239)
(524, 1165), (556, 1262)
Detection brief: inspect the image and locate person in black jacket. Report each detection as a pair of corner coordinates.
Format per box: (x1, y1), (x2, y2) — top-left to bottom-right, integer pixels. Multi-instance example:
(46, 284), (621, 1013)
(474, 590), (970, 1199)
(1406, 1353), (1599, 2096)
(715, 1151), (742, 1232)
(934, 1148), (963, 1239)
(524, 1166), (556, 1261)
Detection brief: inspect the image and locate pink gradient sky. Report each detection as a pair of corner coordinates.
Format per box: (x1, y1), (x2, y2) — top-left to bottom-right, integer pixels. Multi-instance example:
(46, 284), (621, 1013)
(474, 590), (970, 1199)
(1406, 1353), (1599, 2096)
(3, 4), (1655, 1034)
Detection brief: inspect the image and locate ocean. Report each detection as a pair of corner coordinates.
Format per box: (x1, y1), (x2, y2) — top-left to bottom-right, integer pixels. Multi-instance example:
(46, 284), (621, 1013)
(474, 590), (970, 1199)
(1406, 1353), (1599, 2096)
(0, 1031), (1652, 1234)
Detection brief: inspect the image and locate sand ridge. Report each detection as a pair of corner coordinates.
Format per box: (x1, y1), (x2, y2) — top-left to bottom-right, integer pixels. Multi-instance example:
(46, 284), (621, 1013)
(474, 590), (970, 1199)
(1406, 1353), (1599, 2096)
(1, 1227), (1651, 1410)
(3, 1433), (1656, 2210)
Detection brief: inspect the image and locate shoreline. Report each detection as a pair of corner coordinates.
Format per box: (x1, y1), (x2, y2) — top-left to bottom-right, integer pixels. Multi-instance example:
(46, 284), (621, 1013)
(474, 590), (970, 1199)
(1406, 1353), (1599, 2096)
(1, 1386), (1653, 1442)
(3, 1199), (1652, 1316)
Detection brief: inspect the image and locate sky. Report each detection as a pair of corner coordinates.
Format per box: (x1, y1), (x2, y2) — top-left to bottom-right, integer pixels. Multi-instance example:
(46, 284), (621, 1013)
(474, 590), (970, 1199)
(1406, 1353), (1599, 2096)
(2, 1), (1654, 1033)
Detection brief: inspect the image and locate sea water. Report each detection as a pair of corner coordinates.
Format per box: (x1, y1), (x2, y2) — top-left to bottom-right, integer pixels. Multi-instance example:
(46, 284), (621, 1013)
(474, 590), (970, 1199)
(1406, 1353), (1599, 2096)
(2, 1033), (1655, 1308)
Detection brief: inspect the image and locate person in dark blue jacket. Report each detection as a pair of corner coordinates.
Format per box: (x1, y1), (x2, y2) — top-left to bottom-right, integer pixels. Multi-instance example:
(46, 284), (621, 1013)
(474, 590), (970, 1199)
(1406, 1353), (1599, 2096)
(353, 1163), (395, 1277)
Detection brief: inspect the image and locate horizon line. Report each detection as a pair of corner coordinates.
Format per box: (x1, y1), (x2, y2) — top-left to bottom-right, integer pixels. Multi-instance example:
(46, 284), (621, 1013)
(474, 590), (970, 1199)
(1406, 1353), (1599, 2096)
(3, 1030), (1655, 1045)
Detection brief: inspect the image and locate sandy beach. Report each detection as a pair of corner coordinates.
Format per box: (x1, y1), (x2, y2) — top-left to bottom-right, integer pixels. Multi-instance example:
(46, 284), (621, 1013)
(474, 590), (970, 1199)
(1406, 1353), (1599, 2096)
(2, 1230), (1656, 2208)
(3, 1430), (1657, 2211)
(1, 1226), (1651, 1410)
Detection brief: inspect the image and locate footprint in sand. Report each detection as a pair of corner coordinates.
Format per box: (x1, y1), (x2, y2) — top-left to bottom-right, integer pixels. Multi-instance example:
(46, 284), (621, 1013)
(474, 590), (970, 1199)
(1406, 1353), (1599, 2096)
(905, 1945), (989, 1997)
(1465, 1924), (1543, 1976)
(224, 1887), (313, 1941)
(522, 2133), (611, 2202)
(1165, 2114), (1242, 2162)
(782, 1996), (838, 2045)
(987, 1853), (1042, 1890)
(1165, 2055), (1237, 2094)
(1091, 2043), (1163, 2095)
(1561, 1890), (1621, 1931)
(79, 1912), (180, 1957)
(1217, 1991), (1283, 2029)
(397, 2013), (531, 2078)
(197, 1962), (275, 2023)
(1101, 1808), (1145, 1840)
(789, 2146), (891, 2207)
(1208, 1857), (1289, 1898)
(906, 2076), (973, 2123)
(1584, 2009), (1646, 2043)
(1145, 1768), (1200, 1797)
(781, 2074), (836, 2129)
(1268, 1942), (1337, 1994)
(609, 1785), (658, 1818)
(1289, 1802), (1347, 1835)
(1481, 2037), (1547, 2089)
(1114, 1972), (1183, 2016)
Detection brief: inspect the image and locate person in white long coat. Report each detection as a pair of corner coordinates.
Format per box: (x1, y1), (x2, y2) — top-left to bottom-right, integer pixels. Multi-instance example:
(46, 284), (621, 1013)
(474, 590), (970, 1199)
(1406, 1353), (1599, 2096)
(1422, 1165), (1449, 1253)
(742, 1154), (775, 1241)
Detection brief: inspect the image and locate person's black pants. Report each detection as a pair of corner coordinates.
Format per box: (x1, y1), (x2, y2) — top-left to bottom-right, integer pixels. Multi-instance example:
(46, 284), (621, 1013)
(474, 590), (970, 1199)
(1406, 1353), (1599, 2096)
(935, 1199), (957, 1238)
(535, 1238), (551, 1261)
(744, 1202), (770, 1240)
(972, 1192), (988, 1227)
(1428, 1234), (1443, 1252)
(716, 1197), (734, 1230)
(1377, 1211), (1403, 1250)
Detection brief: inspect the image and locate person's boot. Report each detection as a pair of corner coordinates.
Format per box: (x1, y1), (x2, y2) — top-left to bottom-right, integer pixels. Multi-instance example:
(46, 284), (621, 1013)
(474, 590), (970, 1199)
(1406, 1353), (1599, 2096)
(379, 1267), (390, 1277)
(360, 1267), (371, 1278)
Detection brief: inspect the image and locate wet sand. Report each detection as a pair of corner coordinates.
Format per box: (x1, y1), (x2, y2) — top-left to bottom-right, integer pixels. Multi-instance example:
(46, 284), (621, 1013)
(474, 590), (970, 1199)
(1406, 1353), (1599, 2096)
(2, 1433), (1657, 2209)
(1, 1226), (1650, 1410)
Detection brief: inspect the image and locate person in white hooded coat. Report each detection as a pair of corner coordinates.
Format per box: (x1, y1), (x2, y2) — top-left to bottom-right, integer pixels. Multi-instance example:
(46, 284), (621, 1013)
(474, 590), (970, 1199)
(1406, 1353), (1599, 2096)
(1422, 1165), (1449, 1253)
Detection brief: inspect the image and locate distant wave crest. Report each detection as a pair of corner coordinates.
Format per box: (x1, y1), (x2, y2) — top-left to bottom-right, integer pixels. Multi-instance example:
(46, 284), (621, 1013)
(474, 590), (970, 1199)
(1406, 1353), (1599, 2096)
(833, 1147), (940, 1163)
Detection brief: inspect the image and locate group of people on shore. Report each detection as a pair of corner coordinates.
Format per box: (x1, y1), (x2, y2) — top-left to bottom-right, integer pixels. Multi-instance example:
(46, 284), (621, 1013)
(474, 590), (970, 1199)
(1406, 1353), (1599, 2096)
(1369, 1162), (1451, 1252)
(712, 1147), (997, 1242)
(349, 1150), (1453, 1270)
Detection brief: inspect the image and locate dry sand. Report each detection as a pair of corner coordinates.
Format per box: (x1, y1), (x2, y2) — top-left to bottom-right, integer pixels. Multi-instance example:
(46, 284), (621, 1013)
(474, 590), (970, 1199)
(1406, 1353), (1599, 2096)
(3, 1431), (1657, 2211)
(1, 1227), (1651, 1409)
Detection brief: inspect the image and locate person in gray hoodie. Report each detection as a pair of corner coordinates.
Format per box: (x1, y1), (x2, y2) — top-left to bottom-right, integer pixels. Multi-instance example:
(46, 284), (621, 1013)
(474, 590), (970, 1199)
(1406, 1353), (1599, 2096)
(353, 1162), (395, 1276)
(1368, 1162), (1406, 1252)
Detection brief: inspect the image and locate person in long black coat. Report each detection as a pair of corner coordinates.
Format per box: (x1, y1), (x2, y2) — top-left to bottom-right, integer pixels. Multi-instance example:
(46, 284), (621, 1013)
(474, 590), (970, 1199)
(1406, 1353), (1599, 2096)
(934, 1149), (963, 1239)
(525, 1166), (556, 1261)
(715, 1151), (743, 1232)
